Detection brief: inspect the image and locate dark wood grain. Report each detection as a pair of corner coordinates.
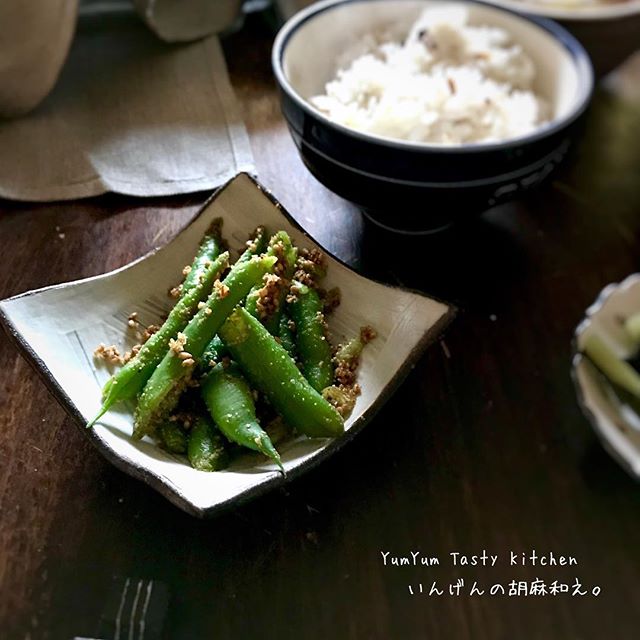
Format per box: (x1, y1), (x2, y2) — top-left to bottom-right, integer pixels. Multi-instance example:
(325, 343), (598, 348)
(1, 12), (640, 640)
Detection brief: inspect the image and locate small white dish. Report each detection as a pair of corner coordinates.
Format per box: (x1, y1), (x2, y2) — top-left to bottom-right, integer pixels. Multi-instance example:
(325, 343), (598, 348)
(0, 173), (454, 516)
(488, 0), (640, 76)
(572, 274), (640, 479)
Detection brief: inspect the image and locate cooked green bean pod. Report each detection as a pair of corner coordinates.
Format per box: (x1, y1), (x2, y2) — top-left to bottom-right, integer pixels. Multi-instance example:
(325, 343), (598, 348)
(201, 335), (227, 368)
(180, 219), (225, 295)
(288, 281), (333, 392)
(219, 307), (344, 437)
(278, 312), (297, 359)
(88, 251), (230, 427)
(202, 363), (282, 470)
(158, 420), (188, 454)
(624, 313), (640, 345)
(237, 225), (268, 263)
(188, 416), (230, 471)
(322, 326), (377, 418)
(133, 255), (277, 439)
(582, 332), (640, 398)
(334, 325), (376, 364)
(245, 231), (298, 334)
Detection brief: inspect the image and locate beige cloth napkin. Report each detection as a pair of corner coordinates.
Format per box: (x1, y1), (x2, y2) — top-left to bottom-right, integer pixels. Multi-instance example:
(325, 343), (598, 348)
(0, 5), (253, 201)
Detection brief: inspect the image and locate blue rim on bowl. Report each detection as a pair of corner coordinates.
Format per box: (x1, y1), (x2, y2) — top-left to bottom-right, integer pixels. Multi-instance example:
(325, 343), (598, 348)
(272, 0), (594, 154)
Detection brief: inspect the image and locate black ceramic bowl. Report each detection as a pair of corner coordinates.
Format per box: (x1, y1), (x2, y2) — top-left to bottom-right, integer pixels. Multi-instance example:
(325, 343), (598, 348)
(272, 0), (594, 233)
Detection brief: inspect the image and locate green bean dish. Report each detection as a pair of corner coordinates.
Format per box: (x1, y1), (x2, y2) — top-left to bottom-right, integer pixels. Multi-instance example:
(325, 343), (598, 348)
(91, 221), (376, 473)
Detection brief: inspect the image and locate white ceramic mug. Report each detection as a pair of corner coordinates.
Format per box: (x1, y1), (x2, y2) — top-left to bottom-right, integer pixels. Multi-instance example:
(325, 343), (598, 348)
(133, 0), (245, 42)
(0, 1), (79, 118)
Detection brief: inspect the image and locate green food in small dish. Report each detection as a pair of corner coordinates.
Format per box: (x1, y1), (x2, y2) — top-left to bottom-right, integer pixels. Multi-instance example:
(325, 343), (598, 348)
(91, 222), (375, 473)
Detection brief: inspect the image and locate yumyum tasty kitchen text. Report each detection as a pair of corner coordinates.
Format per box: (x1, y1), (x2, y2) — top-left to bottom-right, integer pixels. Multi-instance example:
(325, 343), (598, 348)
(380, 550), (578, 567)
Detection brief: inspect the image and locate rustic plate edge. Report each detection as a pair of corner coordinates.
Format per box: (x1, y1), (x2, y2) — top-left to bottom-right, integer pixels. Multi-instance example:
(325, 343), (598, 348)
(0, 172), (457, 517)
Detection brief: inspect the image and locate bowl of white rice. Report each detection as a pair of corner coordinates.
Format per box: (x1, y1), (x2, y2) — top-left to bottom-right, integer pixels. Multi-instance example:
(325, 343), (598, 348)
(272, 0), (593, 233)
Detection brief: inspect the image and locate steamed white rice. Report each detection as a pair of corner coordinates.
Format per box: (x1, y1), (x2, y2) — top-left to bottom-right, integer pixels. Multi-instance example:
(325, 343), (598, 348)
(311, 7), (550, 145)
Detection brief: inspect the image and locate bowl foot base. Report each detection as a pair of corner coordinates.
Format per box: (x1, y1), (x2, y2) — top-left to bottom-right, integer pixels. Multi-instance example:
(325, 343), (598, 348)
(361, 209), (456, 235)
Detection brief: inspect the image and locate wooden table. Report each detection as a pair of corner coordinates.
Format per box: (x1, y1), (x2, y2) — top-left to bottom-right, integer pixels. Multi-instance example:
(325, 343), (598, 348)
(2, 12), (640, 640)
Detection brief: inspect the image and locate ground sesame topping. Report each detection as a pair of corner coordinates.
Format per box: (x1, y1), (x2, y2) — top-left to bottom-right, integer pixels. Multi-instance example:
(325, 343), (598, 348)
(329, 325), (377, 413)
(93, 343), (124, 365)
(361, 326), (377, 343)
(123, 344), (142, 363)
(256, 273), (282, 318)
(169, 332), (187, 354)
(322, 384), (359, 418)
(169, 412), (195, 430)
(334, 355), (359, 388)
(141, 324), (160, 342)
(245, 226), (265, 253)
(286, 281), (304, 305)
(127, 312), (139, 328)
(269, 239), (288, 277)
(293, 248), (327, 288)
(182, 265), (192, 276)
(322, 287), (341, 314)
(213, 279), (230, 300)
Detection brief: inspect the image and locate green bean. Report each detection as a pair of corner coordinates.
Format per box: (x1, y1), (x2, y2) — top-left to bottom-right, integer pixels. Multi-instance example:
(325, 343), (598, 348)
(201, 335), (227, 368)
(582, 332), (640, 398)
(288, 282), (333, 392)
(278, 312), (297, 358)
(322, 326), (376, 419)
(188, 415), (230, 471)
(245, 231), (298, 334)
(237, 225), (268, 263)
(335, 325), (376, 363)
(201, 363), (282, 470)
(88, 251), (230, 427)
(186, 226), (269, 380)
(133, 255), (277, 439)
(180, 219), (224, 295)
(219, 308), (344, 437)
(295, 247), (327, 287)
(158, 420), (187, 454)
(625, 313), (640, 345)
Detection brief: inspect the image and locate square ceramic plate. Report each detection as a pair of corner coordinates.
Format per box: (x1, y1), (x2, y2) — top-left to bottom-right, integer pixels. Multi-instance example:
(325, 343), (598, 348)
(0, 173), (454, 516)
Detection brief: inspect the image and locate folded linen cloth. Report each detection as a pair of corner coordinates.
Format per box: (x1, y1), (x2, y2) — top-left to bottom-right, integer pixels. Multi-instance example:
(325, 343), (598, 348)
(0, 5), (253, 201)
